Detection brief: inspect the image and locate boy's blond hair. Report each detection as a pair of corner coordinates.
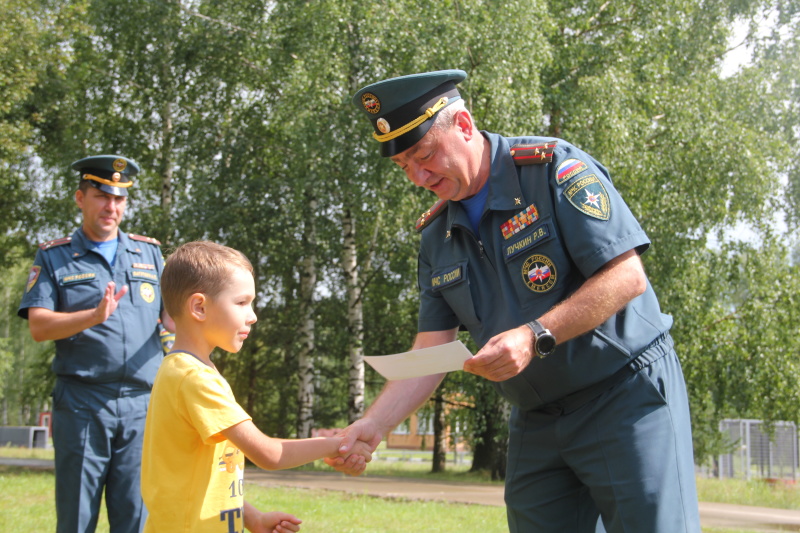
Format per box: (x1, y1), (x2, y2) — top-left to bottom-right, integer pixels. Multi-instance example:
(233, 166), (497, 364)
(161, 241), (253, 318)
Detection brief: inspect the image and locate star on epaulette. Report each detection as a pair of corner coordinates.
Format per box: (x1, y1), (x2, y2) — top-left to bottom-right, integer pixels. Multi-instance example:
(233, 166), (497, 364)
(415, 199), (448, 233)
(510, 141), (557, 166)
(129, 233), (162, 246)
(39, 236), (72, 250)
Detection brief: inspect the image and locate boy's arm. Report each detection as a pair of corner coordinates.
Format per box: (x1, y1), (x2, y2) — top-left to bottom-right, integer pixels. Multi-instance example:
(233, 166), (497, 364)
(243, 501), (302, 533)
(221, 419), (369, 471)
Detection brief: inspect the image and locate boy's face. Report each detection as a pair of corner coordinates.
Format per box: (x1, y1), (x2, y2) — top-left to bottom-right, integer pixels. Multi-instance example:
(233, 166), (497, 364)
(204, 266), (257, 353)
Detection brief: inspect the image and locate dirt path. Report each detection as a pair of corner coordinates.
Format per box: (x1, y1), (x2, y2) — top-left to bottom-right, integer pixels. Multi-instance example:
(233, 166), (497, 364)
(247, 469), (800, 533)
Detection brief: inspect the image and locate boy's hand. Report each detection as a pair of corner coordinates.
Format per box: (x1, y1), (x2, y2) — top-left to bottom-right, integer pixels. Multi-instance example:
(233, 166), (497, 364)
(249, 510), (302, 533)
(335, 437), (374, 473)
(344, 438), (374, 463)
(324, 419), (383, 476)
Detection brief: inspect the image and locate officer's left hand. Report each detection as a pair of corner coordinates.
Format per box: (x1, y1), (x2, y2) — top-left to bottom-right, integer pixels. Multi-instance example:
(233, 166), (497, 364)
(463, 325), (535, 382)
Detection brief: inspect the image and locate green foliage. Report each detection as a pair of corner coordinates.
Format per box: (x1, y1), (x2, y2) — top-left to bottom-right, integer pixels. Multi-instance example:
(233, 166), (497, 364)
(0, 0), (81, 263)
(0, 260), (55, 425)
(1, 0), (799, 467)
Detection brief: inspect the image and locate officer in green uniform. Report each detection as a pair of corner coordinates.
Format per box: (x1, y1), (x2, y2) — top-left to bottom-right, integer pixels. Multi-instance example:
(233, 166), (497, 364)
(18, 155), (171, 533)
(329, 70), (701, 533)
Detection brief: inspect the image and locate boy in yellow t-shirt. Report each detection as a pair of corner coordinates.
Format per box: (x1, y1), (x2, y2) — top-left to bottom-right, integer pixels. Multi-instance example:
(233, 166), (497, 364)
(142, 241), (371, 533)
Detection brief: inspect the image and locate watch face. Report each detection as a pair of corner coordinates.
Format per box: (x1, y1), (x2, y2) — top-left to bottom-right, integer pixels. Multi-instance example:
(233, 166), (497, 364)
(537, 334), (556, 356)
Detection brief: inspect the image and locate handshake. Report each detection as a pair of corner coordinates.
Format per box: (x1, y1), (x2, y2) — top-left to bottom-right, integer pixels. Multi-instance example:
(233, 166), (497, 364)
(323, 419), (384, 476)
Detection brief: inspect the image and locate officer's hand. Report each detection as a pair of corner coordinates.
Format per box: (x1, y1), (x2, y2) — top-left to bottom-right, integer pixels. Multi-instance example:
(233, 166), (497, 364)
(464, 325), (535, 381)
(94, 281), (128, 324)
(323, 418), (382, 476)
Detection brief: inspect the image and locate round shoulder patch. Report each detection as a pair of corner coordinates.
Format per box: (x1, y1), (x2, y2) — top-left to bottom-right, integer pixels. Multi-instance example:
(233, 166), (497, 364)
(522, 254), (556, 293)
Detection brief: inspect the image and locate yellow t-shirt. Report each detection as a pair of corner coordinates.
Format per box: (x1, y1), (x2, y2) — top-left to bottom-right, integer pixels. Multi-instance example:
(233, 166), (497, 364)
(142, 352), (251, 533)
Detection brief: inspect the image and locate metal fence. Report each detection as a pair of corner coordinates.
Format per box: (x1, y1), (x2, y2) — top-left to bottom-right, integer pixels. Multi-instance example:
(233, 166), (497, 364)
(718, 419), (798, 480)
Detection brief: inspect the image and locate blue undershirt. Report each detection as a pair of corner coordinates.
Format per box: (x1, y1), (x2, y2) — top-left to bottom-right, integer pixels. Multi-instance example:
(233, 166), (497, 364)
(89, 238), (119, 267)
(460, 181), (490, 236)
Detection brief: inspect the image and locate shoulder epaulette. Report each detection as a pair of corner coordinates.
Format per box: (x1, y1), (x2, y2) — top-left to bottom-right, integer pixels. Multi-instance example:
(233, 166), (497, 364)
(510, 141), (557, 166)
(129, 233), (162, 246)
(39, 236), (72, 250)
(415, 199), (448, 233)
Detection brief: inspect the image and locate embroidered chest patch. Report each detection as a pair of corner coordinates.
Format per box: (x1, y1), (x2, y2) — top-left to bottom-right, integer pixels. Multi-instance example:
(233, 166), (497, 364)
(431, 265), (464, 290)
(563, 174), (611, 220)
(522, 254), (557, 293)
(139, 282), (156, 303)
(60, 272), (97, 285)
(501, 204), (539, 239)
(504, 224), (551, 261)
(131, 270), (159, 282)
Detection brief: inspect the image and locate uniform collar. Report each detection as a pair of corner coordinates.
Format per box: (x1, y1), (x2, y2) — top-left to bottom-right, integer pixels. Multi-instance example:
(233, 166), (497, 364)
(70, 227), (137, 258)
(444, 132), (525, 233)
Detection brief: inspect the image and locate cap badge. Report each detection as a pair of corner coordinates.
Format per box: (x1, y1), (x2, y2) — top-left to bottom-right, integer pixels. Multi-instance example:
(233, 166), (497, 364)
(112, 172), (121, 182)
(376, 118), (391, 134)
(112, 158), (127, 172)
(361, 92), (381, 114)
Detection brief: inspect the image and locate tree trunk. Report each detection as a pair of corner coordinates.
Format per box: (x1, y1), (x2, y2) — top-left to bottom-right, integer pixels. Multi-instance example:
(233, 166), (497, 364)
(342, 207), (365, 424)
(431, 392), (447, 473)
(470, 399), (509, 481)
(158, 50), (174, 242)
(296, 195), (317, 438)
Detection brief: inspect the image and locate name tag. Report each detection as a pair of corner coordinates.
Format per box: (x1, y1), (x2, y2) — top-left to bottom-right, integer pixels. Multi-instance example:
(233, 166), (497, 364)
(60, 272), (96, 285)
(504, 223), (551, 262)
(431, 264), (465, 291)
(130, 270), (159, 282)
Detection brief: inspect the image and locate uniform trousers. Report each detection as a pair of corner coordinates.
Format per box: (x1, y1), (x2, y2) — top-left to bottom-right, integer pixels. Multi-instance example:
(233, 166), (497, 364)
(52, 379), (150, 533)
(505, 335), (701, 532)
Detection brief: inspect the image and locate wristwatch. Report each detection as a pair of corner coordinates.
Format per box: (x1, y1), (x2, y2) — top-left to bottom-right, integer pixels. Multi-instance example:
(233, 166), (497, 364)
(526, 319), (556, 358)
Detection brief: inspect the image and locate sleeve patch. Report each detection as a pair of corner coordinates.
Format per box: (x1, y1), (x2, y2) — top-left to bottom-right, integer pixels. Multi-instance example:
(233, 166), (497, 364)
(26, 266), (41, 292)
(556, 159), (589, 184)
(563, 174), (611, 220)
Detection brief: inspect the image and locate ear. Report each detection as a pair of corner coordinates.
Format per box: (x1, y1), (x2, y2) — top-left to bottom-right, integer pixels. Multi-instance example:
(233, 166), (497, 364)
(187, 293), (207, 321)
(453, 109), (475, 140)
(75, 189), (84, 209)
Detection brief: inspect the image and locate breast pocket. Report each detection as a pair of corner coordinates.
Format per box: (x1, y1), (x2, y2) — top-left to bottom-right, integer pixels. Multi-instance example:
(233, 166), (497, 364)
(431, 261), (481, 331)
(127, 269), (160, 307)
(59, 271), (100, 311)
(502, 220), (569, 313)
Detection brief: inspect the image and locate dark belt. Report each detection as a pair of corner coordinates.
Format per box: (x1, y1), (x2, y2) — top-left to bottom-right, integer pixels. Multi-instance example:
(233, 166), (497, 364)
(533, 332), (671, 417)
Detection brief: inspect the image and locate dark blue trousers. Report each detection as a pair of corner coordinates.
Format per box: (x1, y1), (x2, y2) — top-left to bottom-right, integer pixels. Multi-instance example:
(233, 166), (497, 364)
(52, 379), (149, 533)
(505, 336), (701, 532)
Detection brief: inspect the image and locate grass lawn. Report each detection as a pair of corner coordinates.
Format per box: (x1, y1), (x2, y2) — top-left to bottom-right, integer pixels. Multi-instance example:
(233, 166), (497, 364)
(2, 445), (799, 532)
(0, 464), (506, 533)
